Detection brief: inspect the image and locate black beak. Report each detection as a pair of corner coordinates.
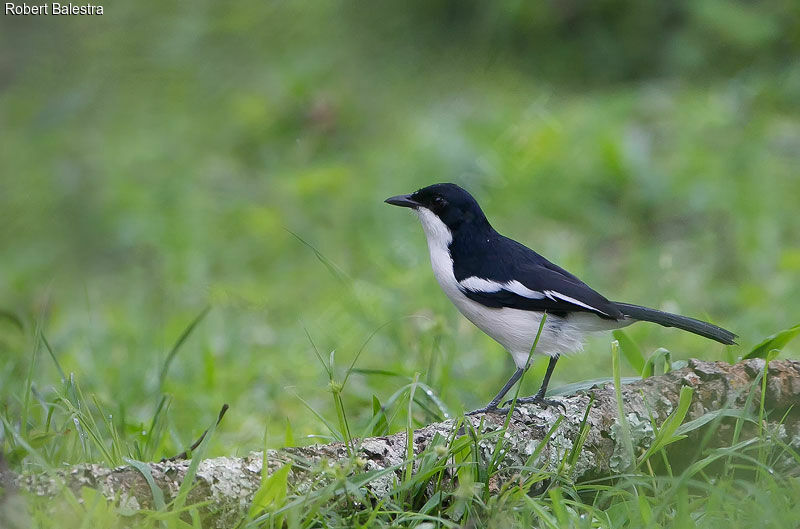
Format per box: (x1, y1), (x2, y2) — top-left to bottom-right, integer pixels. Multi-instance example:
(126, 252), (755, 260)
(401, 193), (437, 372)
(384, 194), (419, 208)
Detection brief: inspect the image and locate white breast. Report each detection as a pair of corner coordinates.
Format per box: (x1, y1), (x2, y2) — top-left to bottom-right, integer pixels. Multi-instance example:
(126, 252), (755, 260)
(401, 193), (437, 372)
(413, 207), (597, 368)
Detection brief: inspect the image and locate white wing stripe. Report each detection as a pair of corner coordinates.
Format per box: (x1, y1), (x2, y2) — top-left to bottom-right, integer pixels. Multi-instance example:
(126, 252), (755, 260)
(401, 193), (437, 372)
(459, 277), (503, 293)
(544, 290), (609, 316)
(459, 277), (546, 299)
(459, 277), (610, 315)
(505, 280), (546, 299)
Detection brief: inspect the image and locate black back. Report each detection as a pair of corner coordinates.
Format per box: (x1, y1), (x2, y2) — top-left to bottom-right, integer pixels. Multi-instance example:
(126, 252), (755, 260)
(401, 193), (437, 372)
(412, 183), (623, 320)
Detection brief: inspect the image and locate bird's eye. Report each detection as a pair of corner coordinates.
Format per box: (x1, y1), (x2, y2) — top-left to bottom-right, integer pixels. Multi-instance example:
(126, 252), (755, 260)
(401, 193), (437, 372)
(433, 196), (445, 206)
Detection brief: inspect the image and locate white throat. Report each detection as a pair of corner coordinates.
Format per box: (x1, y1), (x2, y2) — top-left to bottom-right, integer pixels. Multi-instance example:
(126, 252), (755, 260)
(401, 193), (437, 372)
(413, 207), (457, 296)
(414, 207), (453, 253)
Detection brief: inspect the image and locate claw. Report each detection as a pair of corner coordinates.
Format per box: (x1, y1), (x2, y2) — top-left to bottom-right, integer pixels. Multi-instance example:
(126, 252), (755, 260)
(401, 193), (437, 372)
(465, 404), (529, 418)
(465, 405), (508, 416)
(503, 395), (566, 413)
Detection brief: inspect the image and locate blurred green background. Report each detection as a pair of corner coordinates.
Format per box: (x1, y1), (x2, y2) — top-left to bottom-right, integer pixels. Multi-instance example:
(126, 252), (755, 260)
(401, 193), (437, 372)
(1, 1), (799, 459)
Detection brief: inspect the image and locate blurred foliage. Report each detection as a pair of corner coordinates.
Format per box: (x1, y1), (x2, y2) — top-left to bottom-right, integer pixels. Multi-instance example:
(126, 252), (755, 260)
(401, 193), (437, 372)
(348, 0), (800, 82)
(0, 0), (799, 461)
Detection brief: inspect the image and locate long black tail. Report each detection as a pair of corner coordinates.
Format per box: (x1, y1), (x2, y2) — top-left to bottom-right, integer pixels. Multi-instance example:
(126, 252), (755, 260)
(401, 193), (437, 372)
(613, 302), (737, 345)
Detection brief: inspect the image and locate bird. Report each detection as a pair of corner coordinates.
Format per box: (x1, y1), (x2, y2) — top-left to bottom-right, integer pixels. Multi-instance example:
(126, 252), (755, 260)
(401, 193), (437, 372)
(385, 183), (736, 415)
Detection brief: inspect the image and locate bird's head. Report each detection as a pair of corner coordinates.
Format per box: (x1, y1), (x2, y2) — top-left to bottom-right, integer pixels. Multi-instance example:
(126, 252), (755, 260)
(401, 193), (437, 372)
(385, 183), (490, 243)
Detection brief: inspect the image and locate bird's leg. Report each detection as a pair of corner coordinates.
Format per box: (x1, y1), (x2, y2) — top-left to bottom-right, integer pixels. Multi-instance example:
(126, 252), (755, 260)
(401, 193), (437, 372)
(503, 355), (565, 411)
(465, 367), (524, 415)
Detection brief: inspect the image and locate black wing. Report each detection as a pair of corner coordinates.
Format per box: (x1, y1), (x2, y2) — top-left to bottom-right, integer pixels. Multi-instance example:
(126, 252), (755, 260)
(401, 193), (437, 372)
(451, 235), (623, 320)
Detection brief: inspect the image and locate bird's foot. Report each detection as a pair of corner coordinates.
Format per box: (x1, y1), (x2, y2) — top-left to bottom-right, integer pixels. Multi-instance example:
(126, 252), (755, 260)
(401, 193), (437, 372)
(502, 395), (566, 413)
(465, 404), (513, 416)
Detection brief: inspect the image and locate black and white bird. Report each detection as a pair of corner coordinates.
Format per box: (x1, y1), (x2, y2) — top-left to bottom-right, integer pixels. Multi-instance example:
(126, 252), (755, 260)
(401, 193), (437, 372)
(386, 183), (736, 415)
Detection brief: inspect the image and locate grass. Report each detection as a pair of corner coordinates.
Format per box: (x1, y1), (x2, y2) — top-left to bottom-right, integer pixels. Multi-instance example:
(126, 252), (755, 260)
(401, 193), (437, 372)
(7, 330), (800, 528)
(2, 2), (800, 526)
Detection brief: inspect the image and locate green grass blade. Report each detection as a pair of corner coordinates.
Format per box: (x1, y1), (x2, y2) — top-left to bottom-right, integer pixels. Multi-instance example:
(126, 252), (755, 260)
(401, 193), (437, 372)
(567, 395), (595, 473)
(0, 415), (48, 467)
(611, 340), (634, 472)
(124, 457), (167, 511)
(503, 313), (548, 418)
(525, 415), (564, 468)
(158, 306), (211, 392)
(171, 411), (219, 514)
(404, 373), (419, 486)
(40, 332), (66, 383)
(286, 229), (349, 284)
(641, 348), (671, 378)
(284, 418), (294, 447)
(342, 320), (395, 387)
(303, 327), (332, 378)
(488, 314), (548, 477)
(0, 309), (24, 332)
(349, 368), (407, 378)
(291, 392), (342, 442)
(144, 395), (172, 460)
(371, 395), (389, 436)
(674, 408), (753, 437)
(612, 329), (645, 374)
(248, 463), (291, 518)
(637, 385), (693, 466)
(744, 322), (800, 359)
(415, 382), (451, 420)
(22, 318), (44, 439)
